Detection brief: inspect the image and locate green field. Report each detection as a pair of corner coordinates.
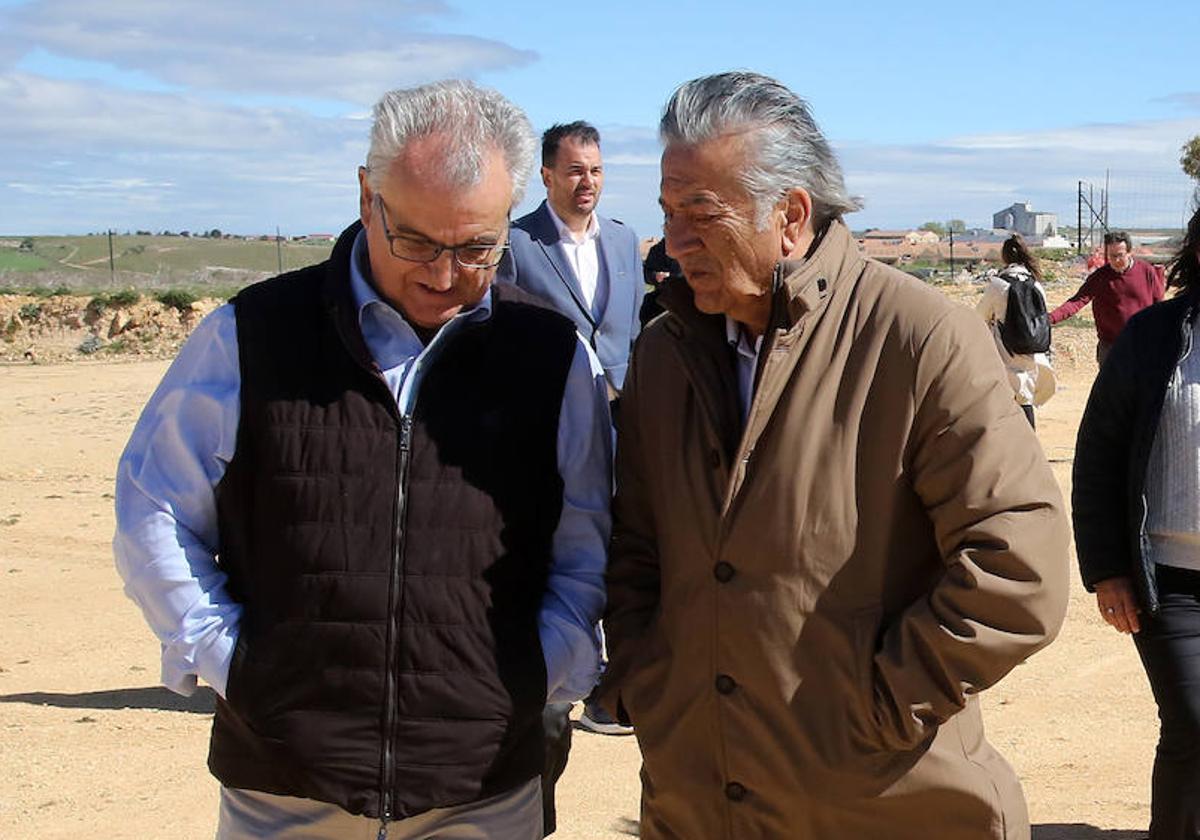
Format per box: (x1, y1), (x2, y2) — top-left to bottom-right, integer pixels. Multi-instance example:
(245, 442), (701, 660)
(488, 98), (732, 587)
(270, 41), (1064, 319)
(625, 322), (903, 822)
(0, 234), (333, 290)
(0, 251), (52, 271)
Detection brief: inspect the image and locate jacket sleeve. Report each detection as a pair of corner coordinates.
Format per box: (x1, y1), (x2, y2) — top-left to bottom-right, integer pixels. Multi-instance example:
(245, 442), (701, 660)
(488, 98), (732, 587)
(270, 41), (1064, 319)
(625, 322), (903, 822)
(871, 305), (1070, 751)
(112, 305), (243, 699)
(1048, 275), (1096, 324)
(975, 275), (1005, 324)
(1071, 318), (1142, 589)
(596, 333), (661, 714)
(541, 337), (612, 702)
(1152, 263), (1166, 303)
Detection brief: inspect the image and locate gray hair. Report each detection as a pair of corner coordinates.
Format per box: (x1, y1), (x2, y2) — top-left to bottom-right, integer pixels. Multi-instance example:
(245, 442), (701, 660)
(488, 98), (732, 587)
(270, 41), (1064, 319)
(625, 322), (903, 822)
(365, 80), (537, 206)
(660, 71), (862, 228)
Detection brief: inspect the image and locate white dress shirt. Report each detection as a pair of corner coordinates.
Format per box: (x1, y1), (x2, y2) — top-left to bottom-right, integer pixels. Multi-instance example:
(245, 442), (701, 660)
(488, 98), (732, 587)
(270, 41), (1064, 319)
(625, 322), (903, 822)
(546, 203), (603, 315)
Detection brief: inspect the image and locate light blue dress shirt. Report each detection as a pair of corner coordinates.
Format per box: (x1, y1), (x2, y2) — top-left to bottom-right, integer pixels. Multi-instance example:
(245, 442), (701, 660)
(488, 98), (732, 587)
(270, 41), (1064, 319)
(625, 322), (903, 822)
(114, 229), (612, 705)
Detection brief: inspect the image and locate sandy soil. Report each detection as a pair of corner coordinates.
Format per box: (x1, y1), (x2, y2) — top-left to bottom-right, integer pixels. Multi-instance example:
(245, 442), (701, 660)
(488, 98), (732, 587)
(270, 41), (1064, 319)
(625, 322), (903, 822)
(0, 282), (1157, 840)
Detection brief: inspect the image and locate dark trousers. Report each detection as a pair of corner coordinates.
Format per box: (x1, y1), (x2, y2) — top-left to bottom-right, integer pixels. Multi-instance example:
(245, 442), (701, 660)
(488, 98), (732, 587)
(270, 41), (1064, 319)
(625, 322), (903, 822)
(1134, 564), (1200, 839)
(540, 702), (574, 836)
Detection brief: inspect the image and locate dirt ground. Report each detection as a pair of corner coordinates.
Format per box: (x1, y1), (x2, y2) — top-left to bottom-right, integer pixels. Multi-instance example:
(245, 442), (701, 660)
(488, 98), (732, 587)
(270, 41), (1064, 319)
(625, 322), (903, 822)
(0, 279), (1159, 839)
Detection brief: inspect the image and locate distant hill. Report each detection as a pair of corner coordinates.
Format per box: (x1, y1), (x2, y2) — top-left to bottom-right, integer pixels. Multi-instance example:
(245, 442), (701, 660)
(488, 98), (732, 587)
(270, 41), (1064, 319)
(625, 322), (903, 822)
(0, 233), (333, 293)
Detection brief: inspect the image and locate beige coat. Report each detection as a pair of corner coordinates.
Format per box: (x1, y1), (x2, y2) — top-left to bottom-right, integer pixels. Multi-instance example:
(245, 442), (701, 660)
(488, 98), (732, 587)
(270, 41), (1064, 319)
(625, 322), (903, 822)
(975, 266), (1056, 407)
(599, 222), (1070, 840)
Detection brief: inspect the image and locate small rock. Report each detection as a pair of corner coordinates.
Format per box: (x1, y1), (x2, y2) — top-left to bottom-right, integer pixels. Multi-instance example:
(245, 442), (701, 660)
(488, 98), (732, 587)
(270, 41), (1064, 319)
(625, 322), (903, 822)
(107, 313), (128, 337)
(77, 335), (102, 355)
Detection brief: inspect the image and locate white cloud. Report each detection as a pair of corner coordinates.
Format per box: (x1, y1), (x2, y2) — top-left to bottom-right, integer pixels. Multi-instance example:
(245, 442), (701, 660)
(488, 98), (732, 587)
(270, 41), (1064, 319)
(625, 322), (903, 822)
(0, 72), (359, 151)
(838, 117), (1200, 229)
(3, 0), (536, 104)
(1156, 92), (1200, 112)
(0, 72), (366, 234)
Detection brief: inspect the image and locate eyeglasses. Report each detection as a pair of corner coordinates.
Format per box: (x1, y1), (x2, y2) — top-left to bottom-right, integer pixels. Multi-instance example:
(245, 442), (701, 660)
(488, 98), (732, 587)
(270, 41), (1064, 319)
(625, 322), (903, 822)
(374, 195), (509, 269)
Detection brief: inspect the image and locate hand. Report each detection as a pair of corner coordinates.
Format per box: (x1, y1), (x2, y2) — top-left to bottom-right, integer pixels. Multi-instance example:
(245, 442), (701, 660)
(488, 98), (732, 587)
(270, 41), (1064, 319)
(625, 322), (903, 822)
(1094, 576), (1141, 634)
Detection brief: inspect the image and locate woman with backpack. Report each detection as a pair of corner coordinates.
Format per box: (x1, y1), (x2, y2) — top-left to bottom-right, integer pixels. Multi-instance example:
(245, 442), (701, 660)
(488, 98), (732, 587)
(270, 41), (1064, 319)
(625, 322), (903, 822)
(975, 234), (1056, 428)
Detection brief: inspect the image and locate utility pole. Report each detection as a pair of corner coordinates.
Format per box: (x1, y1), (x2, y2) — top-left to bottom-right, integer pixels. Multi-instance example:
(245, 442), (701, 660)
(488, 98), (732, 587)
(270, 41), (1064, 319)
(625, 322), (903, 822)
(276, 226), (283, 273)
(947, 224), (954, 281)
(108, 229), (115, 285)
(1080, 178), (1089, 254)
(1089, 183), (1096, 249)
(1103, 169), (1110, 232)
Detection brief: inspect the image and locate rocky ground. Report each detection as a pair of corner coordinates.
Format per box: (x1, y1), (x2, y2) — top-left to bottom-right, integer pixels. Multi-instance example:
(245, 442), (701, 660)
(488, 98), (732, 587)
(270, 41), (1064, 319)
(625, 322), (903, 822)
(0, 293), (224, 363)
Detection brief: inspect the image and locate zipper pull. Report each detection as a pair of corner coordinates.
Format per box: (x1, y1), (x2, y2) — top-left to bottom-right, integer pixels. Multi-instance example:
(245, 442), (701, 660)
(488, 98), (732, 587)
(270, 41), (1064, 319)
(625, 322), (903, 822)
(400, 416), (413, 452)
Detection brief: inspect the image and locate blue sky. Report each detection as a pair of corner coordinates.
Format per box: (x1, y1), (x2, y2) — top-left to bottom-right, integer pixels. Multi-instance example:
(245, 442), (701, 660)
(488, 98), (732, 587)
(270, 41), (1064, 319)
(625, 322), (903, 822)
(1, 0), (1197, 236)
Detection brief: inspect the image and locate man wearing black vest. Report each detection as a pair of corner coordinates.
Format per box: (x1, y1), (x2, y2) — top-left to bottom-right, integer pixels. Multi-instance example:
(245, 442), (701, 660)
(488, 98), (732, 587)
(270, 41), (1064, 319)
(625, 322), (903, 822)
(113, 80), (612, 839)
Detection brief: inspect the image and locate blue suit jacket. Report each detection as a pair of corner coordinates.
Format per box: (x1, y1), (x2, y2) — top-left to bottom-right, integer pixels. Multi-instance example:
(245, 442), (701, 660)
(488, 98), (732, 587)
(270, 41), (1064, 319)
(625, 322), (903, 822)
(496, 201), (643, 391)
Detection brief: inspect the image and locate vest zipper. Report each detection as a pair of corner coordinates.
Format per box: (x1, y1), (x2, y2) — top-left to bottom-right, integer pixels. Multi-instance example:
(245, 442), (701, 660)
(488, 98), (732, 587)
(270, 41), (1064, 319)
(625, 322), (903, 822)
(379, 413), (414, 839)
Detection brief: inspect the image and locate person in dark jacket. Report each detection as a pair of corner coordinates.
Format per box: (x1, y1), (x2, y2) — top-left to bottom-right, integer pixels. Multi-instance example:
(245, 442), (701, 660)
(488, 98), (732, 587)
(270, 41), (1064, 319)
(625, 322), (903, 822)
(1073, 206), (1200, 839)
(113, 81), (612, 839)
(638, 238), (683, 328)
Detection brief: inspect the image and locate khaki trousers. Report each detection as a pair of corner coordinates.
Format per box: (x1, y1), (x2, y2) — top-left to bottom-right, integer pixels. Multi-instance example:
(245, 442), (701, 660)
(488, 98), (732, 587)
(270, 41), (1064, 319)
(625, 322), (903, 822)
(216, 778), (542, 840)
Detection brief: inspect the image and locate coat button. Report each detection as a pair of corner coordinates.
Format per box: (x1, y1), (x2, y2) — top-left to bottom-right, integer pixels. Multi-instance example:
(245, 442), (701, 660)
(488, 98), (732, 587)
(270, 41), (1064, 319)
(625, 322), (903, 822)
(713, 562), (736, 583)
(725, 781), (747, 802)
(715, 674), (737, 694)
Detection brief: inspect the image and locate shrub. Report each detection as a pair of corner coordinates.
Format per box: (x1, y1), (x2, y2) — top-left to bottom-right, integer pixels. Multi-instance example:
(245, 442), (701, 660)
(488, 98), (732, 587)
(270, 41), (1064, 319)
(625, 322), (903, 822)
(90, 289), (140, 310)
(1035, 248), (1075, 262)
(18, 303), (42, 321)
(155, 289), (197, 312)
(29, 285), (71, 298)
(108, 289), (141, 307)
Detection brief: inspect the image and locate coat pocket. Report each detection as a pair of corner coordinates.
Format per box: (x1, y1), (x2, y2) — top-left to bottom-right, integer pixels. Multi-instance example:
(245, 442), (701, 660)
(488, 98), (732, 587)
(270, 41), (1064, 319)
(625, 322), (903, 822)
(224, 629), (251, 714)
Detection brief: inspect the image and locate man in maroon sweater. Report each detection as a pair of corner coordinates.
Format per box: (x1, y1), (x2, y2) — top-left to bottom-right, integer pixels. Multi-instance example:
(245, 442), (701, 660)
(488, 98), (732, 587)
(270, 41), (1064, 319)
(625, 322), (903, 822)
(1049, 230), (1165, 364)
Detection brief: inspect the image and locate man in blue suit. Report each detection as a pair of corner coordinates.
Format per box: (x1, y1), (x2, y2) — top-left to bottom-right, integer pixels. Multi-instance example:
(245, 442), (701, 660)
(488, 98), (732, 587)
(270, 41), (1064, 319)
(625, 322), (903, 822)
(496, 122), (639, 830)
(497, 122), (643, 400)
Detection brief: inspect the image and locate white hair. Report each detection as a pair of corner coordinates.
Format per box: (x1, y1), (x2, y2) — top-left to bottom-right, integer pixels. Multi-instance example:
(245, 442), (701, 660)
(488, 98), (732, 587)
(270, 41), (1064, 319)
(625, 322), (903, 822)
(660, 71), (863, 228)
(365, 80), (537, 205)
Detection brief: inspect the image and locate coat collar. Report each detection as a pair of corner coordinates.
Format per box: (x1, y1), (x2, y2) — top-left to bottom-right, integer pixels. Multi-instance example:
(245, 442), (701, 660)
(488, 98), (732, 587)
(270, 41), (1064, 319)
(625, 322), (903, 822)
(653, 219), (866, 475)
(771, 219), (864, 332)
(657, 218), (864, 338)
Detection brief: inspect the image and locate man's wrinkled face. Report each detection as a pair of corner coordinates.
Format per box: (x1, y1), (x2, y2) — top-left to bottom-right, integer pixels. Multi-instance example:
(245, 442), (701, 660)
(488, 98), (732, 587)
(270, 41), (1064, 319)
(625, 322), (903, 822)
(358, 134), (512, 330)
(1105, 241), (1132, 272)
(542, 137), (604, 225)
(659, 135), (784, 332)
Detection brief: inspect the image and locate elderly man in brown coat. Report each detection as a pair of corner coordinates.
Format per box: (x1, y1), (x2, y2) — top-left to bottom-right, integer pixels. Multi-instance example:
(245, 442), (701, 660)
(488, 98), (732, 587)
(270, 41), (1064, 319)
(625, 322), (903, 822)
(597, 71), (1070, 840)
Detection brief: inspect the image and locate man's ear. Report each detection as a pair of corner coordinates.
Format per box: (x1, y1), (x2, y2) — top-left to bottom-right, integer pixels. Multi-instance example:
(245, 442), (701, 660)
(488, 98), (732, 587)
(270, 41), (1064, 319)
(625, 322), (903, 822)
(358, 166), (373, 228)
(540, 165), (552, 190)
(780, 187), (814, 258)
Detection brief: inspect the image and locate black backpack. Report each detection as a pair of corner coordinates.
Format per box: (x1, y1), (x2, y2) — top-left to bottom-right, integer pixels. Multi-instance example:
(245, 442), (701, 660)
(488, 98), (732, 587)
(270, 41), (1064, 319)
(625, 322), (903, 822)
(998, 270), (1051, 355)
